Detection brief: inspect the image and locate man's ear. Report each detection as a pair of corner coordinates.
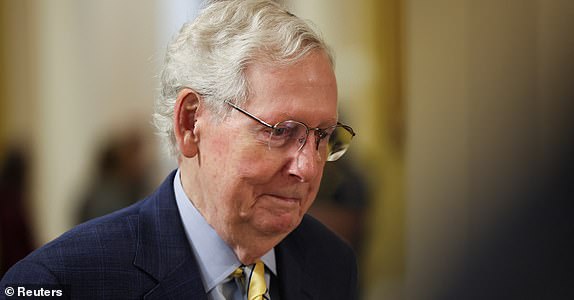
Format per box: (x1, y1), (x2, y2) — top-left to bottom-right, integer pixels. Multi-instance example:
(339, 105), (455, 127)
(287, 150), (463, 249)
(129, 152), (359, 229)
(173, 88), (202, 158)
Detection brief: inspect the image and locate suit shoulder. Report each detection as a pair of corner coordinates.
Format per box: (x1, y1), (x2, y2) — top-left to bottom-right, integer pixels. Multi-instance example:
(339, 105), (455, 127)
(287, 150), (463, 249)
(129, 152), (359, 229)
(279, 214), (358, 299)
(8, 200), (144, 279)
(50, 200), (142, 247)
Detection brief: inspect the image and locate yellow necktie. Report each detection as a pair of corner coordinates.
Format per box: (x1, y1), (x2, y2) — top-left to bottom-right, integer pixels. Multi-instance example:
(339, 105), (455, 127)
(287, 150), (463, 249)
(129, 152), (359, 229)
(248, 260), (267, 300)
(233, 260), (267, 300)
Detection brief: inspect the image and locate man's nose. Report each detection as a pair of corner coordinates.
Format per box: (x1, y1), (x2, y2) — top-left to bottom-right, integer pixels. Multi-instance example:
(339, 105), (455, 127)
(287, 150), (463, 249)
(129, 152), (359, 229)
(287, 134), (322, 182)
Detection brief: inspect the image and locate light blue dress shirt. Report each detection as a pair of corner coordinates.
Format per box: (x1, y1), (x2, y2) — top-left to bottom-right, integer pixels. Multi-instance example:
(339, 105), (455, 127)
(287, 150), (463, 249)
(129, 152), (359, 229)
(174, 169), (276, 300)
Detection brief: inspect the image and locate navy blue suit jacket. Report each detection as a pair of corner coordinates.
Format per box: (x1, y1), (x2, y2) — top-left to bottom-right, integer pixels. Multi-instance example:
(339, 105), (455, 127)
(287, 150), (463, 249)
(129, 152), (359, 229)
(1, 171), (357, 299)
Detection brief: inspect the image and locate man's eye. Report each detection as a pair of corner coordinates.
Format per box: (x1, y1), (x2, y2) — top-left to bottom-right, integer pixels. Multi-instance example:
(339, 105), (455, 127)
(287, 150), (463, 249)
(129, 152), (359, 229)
(272, 127), (291, 137)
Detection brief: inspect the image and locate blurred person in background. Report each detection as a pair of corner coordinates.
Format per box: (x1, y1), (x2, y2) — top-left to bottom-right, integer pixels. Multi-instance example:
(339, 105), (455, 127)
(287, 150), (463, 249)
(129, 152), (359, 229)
(77, 130), (152, 223)
(312, 154), (368, 252)
(0, 146), (34, 276)
(1, 0), (358, 299)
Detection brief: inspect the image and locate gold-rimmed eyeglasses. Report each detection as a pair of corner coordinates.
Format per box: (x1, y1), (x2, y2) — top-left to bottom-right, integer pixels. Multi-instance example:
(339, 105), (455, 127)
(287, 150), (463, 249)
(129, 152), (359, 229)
(225, 101), (355, 161)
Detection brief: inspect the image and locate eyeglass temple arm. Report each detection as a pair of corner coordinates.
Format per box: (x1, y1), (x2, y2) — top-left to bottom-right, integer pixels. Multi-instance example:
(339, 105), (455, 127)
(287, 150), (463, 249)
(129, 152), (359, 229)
(225, 100), (275, 128)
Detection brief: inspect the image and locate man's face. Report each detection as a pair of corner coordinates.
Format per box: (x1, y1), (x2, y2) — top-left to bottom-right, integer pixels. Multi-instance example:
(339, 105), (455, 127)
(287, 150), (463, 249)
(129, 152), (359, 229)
(187, 50), (337, 248)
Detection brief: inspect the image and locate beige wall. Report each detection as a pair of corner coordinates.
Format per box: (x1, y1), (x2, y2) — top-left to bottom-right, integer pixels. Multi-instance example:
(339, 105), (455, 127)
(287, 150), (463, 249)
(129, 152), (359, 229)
(405, 0), (574, 299)
(1, 0), (161, 244)
(34, 0), (160, 244)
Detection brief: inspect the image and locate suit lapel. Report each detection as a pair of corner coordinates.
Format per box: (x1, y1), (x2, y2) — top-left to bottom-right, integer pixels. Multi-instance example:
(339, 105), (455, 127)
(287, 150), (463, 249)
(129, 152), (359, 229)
(133, 171), (207, 300)
(276, 224), (318, 300)
(142, 258), (206, 299)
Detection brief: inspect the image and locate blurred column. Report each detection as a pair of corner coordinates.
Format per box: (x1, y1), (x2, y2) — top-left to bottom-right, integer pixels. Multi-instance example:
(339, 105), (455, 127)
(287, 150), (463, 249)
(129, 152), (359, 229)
(404, 0), (472, 298)
(0, 1), (5, 155)
(0, 0), (35, 158)
(288, 0), (406, 299)
(0, 0), (37, 272)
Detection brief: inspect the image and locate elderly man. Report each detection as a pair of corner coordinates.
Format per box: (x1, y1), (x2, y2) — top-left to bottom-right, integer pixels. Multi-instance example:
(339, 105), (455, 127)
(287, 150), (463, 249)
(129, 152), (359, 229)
(1, 0), (357, 299)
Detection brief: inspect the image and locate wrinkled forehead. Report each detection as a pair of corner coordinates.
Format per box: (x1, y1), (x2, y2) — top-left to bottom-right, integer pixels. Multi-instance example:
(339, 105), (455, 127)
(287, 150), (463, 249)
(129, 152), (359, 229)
(242, 51), (338, 125)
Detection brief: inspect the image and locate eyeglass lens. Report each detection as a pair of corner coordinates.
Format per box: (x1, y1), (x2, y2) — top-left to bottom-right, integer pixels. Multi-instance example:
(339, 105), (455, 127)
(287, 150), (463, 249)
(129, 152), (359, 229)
(268, 121), (353, 161)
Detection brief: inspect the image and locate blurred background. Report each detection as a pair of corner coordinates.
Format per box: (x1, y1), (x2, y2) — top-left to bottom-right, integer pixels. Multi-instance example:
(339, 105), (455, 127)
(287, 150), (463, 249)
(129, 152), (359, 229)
(1, 0), (573, 299)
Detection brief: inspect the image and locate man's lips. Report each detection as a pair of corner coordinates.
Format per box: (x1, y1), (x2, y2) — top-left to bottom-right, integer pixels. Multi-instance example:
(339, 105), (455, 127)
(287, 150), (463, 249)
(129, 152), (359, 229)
(263, 193), (302, 208)
(268, 194), (300, 202)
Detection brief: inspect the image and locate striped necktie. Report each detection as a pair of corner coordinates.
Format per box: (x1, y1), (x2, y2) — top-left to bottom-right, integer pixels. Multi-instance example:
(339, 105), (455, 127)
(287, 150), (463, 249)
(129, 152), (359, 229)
(234, 260), (267, 300)
(248, 260), (267, 300)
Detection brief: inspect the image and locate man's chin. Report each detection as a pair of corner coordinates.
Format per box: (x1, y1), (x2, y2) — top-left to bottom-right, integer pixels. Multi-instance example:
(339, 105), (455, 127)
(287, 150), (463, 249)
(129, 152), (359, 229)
(255, 213), (302, 236)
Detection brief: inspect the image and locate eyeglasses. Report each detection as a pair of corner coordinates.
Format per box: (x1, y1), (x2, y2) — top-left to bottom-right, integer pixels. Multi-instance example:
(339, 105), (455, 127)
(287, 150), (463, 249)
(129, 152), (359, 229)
(225, 101), (355, 161)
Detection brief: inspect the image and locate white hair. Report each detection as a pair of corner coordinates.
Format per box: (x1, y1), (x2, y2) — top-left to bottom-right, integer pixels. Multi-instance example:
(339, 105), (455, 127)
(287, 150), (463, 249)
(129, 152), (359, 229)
(153, 0), (333, 156)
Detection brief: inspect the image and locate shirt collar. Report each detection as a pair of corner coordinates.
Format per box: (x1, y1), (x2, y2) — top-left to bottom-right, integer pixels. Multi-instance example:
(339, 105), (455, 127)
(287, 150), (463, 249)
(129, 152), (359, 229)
(173, 169), (276, 293)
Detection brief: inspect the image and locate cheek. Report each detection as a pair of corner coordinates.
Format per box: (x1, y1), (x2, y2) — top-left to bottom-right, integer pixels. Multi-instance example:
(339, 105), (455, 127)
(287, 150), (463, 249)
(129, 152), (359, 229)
(234, 145), (282, 182)
(217, 142), (281, 206)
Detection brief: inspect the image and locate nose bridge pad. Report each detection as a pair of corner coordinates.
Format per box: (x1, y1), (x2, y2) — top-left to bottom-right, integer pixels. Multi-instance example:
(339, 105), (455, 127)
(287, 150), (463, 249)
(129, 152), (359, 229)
(313, 130), (321, 150)
(296, 128), (309, 152)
